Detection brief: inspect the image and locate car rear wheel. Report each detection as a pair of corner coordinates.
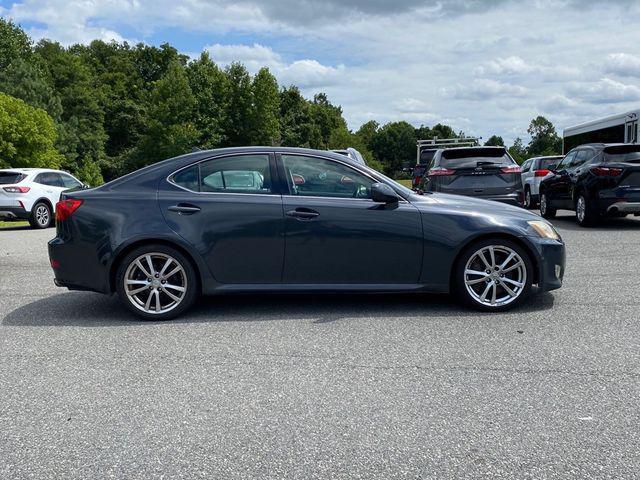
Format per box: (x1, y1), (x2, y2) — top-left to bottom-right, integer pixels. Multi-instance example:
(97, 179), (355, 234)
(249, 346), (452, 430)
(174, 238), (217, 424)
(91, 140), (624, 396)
(576, 194), (597, 227)
(539, 193), (556, 219)
(524, 188), (534, 209)
(29, 202), (52, 229)
(455, 238), (533, 312)
(116, 245), (198, 320)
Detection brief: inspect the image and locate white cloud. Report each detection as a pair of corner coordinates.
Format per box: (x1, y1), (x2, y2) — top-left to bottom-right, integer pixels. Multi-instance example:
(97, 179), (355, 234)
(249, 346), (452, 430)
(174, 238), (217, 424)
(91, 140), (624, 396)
(566, 78), (640, 104)
(442, 79), (528, 100)
(205, 43), (345, 88)
(603, 53), (640, 77)
(475, 56), (538, 76)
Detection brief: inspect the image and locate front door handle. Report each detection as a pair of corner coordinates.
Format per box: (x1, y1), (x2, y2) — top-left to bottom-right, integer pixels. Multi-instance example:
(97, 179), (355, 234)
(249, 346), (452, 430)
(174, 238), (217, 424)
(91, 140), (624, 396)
(286, 208), (319, 220)
(168, 204), (201, 215)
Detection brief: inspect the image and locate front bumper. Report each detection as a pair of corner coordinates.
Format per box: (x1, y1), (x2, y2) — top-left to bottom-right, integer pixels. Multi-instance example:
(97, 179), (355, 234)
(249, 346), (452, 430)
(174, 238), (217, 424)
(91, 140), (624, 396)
(524, 236), (565, 292)
(0, 205), (30, 220)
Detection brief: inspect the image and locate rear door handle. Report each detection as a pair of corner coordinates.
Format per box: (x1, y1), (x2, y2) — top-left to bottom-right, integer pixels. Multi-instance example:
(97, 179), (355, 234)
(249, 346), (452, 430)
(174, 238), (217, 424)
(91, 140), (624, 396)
(286, 208), (319, 220)
(168, 204), (201, 215)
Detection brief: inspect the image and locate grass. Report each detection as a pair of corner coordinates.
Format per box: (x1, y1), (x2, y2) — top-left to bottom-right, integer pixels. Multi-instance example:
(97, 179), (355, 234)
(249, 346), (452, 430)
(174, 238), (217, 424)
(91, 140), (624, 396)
(0, 220), (29, 229)
(395, 179), (412, 189)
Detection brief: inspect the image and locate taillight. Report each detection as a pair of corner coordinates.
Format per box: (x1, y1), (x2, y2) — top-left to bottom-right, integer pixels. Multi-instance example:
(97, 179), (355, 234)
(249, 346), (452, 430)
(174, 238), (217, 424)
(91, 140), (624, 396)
(55, 199), (83, 221)
(3, 186), (30, 193)
(591, 167), (623, 177)
(534, 169), (551, 177)
(428, 168), (456, 176)
(501, 166), (522, 174)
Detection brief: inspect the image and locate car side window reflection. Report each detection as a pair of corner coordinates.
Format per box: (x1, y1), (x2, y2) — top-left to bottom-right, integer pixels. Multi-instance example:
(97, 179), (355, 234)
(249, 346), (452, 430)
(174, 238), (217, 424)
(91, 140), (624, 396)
(558, 152), (575, 170)
(172, 155), (273, 194)
(281, 155), (374, 199)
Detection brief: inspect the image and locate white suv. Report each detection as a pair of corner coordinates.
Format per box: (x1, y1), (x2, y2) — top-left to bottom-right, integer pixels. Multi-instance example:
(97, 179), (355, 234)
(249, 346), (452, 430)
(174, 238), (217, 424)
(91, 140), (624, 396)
(520, 156), (563, 209)
(0, 168), (85, 228)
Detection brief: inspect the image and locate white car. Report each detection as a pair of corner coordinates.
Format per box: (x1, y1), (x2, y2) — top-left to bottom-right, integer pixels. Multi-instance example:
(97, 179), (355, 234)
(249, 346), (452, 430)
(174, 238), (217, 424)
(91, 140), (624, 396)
(0, 168), (85, 228)
(520, 155), (563, 209)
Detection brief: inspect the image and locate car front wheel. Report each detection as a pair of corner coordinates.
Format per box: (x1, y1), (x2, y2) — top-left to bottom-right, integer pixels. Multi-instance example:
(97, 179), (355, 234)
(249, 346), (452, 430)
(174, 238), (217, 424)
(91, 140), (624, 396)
(116, 245), (198, 320)
(455, 238), (533, 312)
(29, 202), (53, 229)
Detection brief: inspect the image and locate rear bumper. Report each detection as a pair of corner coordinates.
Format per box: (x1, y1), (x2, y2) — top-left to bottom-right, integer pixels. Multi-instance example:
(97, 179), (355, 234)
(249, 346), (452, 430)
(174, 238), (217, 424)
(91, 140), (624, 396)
(606, 202), (640, 214)
(477, 192), (523, 207)
(0, 205), (30, 220)
(48, 236), (111, 294)
(597, 187), (640, 215)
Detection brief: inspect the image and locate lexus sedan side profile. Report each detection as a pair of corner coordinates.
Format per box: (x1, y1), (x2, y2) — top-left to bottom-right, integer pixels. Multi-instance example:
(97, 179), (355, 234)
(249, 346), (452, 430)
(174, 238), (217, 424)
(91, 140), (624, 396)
(540, 143), (640, 226)
(49, 147), (565, 320)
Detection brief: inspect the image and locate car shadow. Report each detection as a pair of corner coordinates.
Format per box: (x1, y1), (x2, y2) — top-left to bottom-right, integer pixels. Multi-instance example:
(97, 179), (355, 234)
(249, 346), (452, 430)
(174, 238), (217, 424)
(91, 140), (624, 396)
(551, 212), (640, 231)
(2, 290), (556, 327)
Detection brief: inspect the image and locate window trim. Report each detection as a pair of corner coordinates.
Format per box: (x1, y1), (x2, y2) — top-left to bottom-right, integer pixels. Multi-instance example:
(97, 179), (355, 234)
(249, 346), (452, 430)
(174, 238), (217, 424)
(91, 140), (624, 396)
(167, 152), (279, 196)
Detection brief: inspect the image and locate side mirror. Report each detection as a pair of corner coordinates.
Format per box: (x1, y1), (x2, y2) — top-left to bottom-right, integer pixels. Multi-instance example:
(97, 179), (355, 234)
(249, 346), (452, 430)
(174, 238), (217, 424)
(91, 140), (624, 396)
(371, 183), (399, 204)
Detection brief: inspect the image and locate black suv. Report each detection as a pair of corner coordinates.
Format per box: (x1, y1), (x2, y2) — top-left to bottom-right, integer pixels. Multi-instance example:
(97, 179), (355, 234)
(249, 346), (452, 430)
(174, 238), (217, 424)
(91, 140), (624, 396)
(539, 143), (640, 226)
(422, 146), (523, 206)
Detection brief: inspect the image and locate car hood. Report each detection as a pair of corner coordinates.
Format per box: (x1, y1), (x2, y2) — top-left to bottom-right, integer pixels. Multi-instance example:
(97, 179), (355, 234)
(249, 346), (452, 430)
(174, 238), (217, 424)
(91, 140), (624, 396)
(410, 192), (542, 222)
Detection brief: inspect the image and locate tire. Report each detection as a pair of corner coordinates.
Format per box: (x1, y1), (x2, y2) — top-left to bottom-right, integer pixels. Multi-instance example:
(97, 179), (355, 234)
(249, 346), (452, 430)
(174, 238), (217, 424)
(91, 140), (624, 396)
(539, 192), (556, 219)
(454, 238), (533, 312)
(116, 244), (198, 321)
(29, 202), (53, 229)
(575, 193), (598, 227)
(524, 187), (534, 209)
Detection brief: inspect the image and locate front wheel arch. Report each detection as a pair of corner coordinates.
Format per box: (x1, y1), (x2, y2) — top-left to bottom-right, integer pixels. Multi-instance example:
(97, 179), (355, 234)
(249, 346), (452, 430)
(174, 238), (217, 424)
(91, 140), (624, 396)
(449, 233), (540, 293)
(109, 239), (202, 294)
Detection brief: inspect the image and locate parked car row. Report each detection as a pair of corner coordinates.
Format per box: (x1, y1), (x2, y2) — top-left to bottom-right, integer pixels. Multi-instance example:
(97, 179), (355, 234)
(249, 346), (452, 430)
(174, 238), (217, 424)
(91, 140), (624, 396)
(0, 168), (86, 229)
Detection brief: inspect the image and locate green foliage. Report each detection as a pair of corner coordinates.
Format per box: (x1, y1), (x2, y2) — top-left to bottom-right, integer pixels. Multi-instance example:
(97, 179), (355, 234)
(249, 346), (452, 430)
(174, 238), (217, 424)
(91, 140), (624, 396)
(0, 18), (32, 70)
(527, 115), (562, 156)
(251, 67), (280, 145)
(369, 121), (417, 175)
(484, 135), (505, 146)
(508, 137), (527, 164)
(224, 62), (254, 146)
(0, 92), (63, 169)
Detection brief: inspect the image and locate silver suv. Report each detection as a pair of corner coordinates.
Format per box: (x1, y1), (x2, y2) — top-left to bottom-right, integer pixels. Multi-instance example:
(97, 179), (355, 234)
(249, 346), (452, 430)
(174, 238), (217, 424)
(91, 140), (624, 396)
(520, 156), (563, 209)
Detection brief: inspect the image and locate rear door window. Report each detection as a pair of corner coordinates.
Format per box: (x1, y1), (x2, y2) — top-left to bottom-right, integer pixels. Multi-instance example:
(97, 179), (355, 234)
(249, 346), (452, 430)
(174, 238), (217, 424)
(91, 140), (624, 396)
(199, 155), (272, 194)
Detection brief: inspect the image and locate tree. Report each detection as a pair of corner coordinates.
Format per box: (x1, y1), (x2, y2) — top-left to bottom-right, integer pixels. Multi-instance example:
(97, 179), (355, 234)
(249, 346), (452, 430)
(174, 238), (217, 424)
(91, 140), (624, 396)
(484, 135), (505, 146)
(370, 121), (417, 175)
(356, 120), (379, 150)
(187, 52), (229, 149)
(279, 86), (313, 147)
(131, 61), (198, 169)
(0, 92), (63, 169)
(250, 67), (280, 146)
(527, 116), (562, 156)
(224, 62), (254, 146)
(508, 137), (527, 164)
(0, 18), (32, 70)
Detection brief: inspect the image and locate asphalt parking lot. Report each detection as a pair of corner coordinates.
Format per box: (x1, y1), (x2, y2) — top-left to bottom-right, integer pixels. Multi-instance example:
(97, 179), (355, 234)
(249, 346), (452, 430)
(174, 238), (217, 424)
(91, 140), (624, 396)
(1, 213), (640, 479)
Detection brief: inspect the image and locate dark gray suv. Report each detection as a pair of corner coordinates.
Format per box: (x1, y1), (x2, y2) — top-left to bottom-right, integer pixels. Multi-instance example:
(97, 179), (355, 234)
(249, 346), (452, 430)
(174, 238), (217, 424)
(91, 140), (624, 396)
(423, 146), (523, 206)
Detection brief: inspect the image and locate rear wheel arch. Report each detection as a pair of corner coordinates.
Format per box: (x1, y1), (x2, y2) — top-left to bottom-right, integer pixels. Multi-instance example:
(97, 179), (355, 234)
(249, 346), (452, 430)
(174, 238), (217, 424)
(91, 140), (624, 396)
(32, 197), (54, 213)
(109, 239), (202, 294)
(449, 233), (540, 292)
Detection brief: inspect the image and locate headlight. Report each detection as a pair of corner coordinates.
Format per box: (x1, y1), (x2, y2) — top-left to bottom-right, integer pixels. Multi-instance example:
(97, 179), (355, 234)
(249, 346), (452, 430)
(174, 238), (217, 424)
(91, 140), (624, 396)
(528, 220), (560, 240)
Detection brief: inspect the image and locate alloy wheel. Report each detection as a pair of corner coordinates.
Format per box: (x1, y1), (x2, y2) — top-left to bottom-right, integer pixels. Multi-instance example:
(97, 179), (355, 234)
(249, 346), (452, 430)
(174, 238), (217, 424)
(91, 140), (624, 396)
(36, 205), (50, 226)
(576, 196), (586, 223)
(525, 190), (531, 208)
(464, 245), (527, 307)
(124, 252), (188, 315)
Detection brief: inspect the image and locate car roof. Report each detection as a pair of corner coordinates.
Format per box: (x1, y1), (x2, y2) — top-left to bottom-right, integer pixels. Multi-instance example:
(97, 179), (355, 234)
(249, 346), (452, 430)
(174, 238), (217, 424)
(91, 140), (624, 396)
(0, 167), (69, 174)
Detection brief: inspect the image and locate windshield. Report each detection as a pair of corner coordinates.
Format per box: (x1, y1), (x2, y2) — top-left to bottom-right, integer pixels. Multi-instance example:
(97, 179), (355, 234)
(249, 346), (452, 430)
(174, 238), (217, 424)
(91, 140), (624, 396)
(0, 172), (26, 184)
(604, 145), (640, 163)
(440, 148), (514, 169)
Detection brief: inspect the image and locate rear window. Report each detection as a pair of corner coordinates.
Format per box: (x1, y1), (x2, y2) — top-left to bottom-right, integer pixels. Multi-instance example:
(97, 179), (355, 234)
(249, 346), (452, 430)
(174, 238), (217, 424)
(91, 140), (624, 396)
(0, 172), (26, 184)
(604, 145), (640, 163)
(538, 157), (562, 169)
(440, 148), (514, 169)
(419, 149), (437, 163)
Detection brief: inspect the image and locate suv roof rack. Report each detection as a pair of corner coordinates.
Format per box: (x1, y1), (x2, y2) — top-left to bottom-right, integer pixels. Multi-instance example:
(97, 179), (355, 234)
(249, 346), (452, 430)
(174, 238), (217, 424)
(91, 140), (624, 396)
(416, 137), (481, 165)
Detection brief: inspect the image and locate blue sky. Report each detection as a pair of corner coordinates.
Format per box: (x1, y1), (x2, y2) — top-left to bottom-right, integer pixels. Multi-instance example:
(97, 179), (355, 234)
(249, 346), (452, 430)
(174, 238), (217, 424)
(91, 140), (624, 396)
(2, 0), (640, 144)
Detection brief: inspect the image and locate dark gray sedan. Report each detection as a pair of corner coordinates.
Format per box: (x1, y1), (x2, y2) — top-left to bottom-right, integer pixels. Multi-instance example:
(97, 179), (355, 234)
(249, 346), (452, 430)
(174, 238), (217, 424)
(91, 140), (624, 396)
(49, 147), (565, 320)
